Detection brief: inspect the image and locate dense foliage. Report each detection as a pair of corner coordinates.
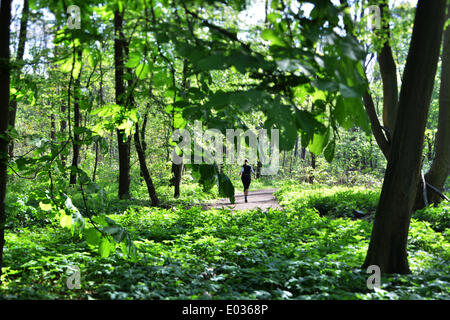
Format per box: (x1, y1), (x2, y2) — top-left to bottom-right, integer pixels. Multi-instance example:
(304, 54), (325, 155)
(0, 0), (448, 300)
(1, 183), (448, 299)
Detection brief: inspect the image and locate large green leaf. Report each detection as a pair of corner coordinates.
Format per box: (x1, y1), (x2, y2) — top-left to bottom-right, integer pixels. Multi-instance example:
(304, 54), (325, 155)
(261, 29), (285, 47)
(125, 52), (142, 68)
(309, 127), (330, 155)
(217, 172), (235, 204)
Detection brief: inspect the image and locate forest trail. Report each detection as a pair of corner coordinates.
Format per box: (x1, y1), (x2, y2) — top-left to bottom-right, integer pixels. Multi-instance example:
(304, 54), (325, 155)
(208, 188), (282, 211)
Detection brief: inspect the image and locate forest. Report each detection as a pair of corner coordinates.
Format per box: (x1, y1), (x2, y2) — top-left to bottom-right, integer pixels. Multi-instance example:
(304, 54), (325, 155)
(0, 0), (448, 301)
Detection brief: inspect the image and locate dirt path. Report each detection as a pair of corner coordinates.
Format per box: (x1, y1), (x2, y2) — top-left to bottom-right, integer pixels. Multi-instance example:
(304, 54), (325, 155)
(208, 188), (282, 211)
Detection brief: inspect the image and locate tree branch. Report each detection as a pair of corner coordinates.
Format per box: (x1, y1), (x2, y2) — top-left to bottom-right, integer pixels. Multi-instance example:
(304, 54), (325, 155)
(362, 90), (390, 158)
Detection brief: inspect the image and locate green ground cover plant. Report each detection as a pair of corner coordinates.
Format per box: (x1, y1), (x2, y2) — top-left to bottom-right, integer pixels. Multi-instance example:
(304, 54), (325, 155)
(1, 183), (448, 300)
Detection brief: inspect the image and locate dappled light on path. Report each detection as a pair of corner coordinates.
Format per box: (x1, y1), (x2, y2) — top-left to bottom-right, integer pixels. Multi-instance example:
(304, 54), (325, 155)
(209, 188), (282, 211)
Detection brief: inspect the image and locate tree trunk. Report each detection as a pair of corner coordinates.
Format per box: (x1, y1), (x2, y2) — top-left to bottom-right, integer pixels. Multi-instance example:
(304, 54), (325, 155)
(0, 0), (12, 283)
(414, 16), (450, 209)
(69, 75), (81, 185)
(171, 60), (188, 198)
(309, 153), (316, 183)
(60, 98), (67, 167)
(134, 123), (159, 206)
(92, 141), (98, 182)
(171, 161), (183, 198)
(50, 113), (56, 141)
(300, 147), (306, 159)
(378, 3), (399, 136)
(117, 129), (131, 199)
(8, 0), (28, 159)
(362, 0), (446, 274)
(256, 160), (262, 179)
(114, 8), (131, 199)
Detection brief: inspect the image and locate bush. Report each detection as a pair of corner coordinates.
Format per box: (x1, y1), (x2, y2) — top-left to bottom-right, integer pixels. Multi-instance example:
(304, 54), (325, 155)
(413, 201), (450, 232)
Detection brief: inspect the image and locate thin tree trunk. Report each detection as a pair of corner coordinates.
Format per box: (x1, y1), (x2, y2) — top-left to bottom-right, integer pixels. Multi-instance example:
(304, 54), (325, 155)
(134, 123), (159, 206)
(171, 60), (188, 198)
(362, 0), (446, 274)
(114, 8), (131, 199)
(92, 42), (103, 184)
(300, 147), (306, 159)
(117, 130), (131, 199)
(8, 0), (28, 159)
(309, 153), (316, 184)
(0, 0), (12, 283)
(69, 74), (81, 185)
(60, 98), (67, 167)
(171, 161), (183, 198)
(50, 113), (56, 141)
(92, 141), (98, 182)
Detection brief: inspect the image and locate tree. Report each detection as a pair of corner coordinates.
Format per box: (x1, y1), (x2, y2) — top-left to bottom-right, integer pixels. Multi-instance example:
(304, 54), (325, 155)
(8, 0), (29, 159)
(414, 8), (450, 209)
(0, 0), (11, 283)
(362, 0), (446, 274)
(114, 7), (131, 199)
(134, 120), (159, 206)
(69, 50), (83, 185)
(359, 0), (449, 210)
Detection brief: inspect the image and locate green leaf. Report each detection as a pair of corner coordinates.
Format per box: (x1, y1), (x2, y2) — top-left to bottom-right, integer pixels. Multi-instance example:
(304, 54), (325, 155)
(334, 96), (353, 129)
(324, 140), (335, 162)
(136, 63), (150, 79)
(39, 202), (52, 211)
(60, 214), (73, 229)
(99, 237), (112, 258)
(60, 57), (74, 73)
(261, 29), (285, 47)
(339, 83), (361, 98)
(309, 128), (330, 155)
(295, 110), (324, 134)
(125, 53), (142, 68)
(84, 228), (101, 246)
(312, 80), (339, 92)
(195, 54), (228, 71)
(217, 172), (235, 204)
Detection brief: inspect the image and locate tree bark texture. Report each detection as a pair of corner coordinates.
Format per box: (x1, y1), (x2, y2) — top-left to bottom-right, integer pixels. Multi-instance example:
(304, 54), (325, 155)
(362, 0), (446, 274)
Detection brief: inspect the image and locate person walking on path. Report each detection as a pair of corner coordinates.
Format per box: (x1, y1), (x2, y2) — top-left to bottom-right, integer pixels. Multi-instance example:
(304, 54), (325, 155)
(239, 159), (254, 203)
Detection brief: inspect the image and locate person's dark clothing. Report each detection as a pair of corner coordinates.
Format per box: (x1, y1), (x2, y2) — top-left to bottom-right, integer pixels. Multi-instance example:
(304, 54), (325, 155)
(241, 164), (253, 191)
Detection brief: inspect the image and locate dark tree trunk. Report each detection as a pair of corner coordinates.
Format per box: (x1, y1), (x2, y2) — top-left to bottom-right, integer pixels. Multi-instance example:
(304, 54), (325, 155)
(114, 8), (131, 199)
(50, 113), (56, 141)
(256, 160), (262, 179)
(134, 123), (159, 206)
(414, 15), (450, 209)
(139, 111), (148, 180)
(117, 129), (131, 199)
(377, 3), (399, 136)
(92, 141), (98, 182)
(0, 0), (12, 283)
(60, 98), (67, 167)
(8, 0), (28, 159)
(362, 0), (446, 274)
(171, 161), (183, 198)
(69, 75), (81, 185)
(293, 137), (298, 157)
(300, 147), (306, 159)
(309, 153), (316, 183)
